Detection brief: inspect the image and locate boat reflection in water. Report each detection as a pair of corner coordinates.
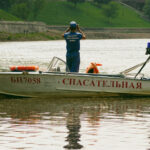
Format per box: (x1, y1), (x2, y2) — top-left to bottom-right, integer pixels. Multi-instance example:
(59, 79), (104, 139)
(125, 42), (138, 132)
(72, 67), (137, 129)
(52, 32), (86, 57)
(0, 96), (150, 149)
(64, 108), (83, 149)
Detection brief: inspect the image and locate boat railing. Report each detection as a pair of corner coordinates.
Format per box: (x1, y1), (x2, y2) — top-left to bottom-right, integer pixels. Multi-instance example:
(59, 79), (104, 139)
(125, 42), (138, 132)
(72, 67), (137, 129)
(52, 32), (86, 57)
(124, 73), (145, 79)
(44, 71), (125, 78)
(47, 56), (69, 72)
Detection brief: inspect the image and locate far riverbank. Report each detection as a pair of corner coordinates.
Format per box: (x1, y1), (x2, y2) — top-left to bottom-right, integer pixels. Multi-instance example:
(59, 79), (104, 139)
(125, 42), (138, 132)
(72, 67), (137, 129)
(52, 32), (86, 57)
(0, 28), (150, 41)
(0, 30), (62, 41)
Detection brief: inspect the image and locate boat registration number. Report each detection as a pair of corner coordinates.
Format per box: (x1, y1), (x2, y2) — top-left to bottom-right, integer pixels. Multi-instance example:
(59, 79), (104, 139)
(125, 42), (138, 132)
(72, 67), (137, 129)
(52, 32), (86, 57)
(10, 76), (40, 84)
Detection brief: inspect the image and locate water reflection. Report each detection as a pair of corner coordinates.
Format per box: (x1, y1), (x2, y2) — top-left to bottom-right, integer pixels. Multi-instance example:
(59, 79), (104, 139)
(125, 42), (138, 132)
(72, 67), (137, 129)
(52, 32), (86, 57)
(64, 108), (83, 149)
(0, 96), (150, 149)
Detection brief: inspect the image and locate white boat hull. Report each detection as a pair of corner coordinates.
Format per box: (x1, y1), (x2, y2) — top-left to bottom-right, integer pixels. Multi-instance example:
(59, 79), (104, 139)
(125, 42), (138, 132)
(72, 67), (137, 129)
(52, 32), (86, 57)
(0, 72), (150, 97)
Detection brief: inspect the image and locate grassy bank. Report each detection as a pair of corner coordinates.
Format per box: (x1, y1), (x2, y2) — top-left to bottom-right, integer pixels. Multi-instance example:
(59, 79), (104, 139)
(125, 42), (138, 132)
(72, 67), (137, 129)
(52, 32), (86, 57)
(0, 30), (62, 41)
(34, 1), (150, 27)
(1, 1), (150, 28)
(1, 28), (150, 41)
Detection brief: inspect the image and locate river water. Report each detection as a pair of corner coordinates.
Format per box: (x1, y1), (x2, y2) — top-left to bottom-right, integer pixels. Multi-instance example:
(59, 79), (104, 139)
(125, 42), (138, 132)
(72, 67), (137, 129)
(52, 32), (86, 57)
(0, 39), (150, 150)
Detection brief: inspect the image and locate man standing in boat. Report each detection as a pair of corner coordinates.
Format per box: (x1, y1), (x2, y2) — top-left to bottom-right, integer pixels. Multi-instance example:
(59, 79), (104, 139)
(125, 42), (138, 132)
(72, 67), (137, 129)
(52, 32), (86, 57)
(62, 21), (86, 72)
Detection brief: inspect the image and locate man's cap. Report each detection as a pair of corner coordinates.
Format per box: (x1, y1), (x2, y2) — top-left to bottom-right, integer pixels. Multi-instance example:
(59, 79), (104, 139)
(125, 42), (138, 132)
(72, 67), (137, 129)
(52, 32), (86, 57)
(70, 21), (77, 29)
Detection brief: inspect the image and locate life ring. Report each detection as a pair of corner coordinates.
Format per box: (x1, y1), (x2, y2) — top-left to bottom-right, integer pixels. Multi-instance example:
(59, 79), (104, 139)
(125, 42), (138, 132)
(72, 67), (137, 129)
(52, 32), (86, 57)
(86, 62), (102, 74)
(10, 66), (39, 72)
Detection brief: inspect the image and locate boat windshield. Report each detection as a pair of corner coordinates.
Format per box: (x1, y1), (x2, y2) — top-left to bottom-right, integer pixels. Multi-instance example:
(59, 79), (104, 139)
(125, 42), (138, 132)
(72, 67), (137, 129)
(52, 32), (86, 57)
(47, 57), (69, 72)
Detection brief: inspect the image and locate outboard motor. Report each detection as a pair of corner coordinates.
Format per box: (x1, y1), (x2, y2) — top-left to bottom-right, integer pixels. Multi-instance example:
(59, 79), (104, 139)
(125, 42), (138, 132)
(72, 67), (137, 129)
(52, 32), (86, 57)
(135, 42), (150, 78)
(146, 42), (150, 55)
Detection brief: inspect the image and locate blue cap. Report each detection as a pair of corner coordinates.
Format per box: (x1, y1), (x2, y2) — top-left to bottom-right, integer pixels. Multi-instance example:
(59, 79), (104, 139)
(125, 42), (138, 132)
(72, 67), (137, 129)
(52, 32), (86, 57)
(70, 21), (77, 29)
(147, 42), (150, 49)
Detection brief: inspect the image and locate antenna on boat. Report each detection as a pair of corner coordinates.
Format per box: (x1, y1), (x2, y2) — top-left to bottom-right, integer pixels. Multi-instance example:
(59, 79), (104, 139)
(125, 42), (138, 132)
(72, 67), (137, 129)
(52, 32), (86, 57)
(134, 42), (150, 79)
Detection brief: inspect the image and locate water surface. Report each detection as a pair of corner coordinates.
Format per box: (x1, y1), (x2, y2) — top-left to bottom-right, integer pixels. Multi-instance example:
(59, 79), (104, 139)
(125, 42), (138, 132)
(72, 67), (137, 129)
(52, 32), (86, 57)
(0, 39), (150, 150)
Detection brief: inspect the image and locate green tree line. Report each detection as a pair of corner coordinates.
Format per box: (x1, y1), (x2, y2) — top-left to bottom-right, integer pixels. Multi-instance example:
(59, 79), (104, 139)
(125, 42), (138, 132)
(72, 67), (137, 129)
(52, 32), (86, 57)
(67, 0), (112, 6)
(0, 0), (150, 22)
(0, 0), (45, 20)
(143, 0), (150, 19)
(0, 0), (117, 22)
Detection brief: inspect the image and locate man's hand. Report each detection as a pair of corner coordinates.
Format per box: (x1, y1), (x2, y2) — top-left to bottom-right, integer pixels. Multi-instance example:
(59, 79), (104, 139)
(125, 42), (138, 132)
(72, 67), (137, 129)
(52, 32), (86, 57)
(77, 25), (86, 39)
(62, 27), (71, 38)
(66, 27), (71, 32)
(76, 24), (80, 31)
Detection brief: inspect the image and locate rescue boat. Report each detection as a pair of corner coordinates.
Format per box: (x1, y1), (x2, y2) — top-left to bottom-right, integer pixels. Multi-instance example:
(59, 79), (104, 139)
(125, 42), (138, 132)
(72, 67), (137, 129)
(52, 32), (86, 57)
(0, 53), (150, 98)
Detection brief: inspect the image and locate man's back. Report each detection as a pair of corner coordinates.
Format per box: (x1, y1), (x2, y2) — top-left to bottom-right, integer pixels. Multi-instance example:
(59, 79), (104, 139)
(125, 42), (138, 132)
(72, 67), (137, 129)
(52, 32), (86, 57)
(64, 32), (82, 56)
